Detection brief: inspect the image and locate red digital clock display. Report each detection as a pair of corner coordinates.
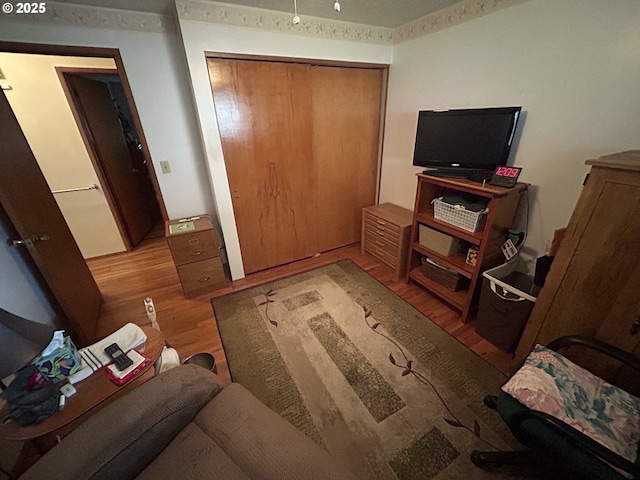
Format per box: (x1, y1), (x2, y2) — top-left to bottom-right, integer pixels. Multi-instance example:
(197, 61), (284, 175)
(494, 166), (521, 177)
(489, 166), (522, 187)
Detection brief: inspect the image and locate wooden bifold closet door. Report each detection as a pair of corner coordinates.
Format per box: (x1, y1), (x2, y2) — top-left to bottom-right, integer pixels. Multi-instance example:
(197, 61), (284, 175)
(208, 58), (383, 274)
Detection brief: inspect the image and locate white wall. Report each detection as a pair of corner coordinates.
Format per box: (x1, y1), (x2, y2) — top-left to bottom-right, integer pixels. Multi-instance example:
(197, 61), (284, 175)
(0, 53), (126, 259)
(178, 19), (393, 279)
(380, 0), (640, 270)
(0, 21), (215, 222)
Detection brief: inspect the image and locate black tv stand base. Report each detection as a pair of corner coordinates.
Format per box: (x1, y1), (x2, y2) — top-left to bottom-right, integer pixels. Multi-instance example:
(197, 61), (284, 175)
(422, 169), (494, 183)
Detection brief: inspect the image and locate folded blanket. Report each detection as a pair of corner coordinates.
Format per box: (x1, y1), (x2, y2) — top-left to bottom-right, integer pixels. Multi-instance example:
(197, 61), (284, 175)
(69, 323), (147, 384)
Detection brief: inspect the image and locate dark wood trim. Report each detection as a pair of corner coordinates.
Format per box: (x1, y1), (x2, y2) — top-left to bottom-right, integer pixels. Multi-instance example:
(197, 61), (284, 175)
(376, 68), (390, 205)
(0, 41), (121, 58)
(0, 41), (168, 222)
(55, 66), (133, 251)
(56, 67), (119, 76)
(205, 51), (390, 69)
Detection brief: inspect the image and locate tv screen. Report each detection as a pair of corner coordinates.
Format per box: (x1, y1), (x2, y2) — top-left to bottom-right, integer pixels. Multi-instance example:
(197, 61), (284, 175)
(412, 106), (521, 172)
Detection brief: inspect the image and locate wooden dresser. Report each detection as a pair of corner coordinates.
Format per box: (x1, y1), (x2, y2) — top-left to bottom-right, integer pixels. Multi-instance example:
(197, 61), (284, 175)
(513, 151), (640, 389)
(165, 216), (227, 298)
(361, 203), (413, 280)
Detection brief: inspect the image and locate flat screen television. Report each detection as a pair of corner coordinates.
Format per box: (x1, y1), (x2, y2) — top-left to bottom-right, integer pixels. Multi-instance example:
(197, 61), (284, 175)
(412, 106), (521, 179)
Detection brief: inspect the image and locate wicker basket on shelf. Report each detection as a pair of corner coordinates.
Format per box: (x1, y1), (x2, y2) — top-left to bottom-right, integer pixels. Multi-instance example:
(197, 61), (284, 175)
(432, 197), (487, 233)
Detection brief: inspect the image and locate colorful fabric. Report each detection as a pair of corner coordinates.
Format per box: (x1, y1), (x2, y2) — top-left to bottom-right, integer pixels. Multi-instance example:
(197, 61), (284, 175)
(501, 344), (640, 463)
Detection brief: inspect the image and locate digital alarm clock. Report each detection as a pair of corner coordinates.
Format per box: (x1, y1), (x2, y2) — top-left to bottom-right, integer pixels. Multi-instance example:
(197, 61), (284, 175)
(489, 166), (522, 187)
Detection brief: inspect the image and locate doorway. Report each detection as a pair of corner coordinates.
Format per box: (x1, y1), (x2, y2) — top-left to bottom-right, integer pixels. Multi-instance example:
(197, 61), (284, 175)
(0, 50), (166, 257)
(59, 68), (163, 248)
(0, 41), (167, 344)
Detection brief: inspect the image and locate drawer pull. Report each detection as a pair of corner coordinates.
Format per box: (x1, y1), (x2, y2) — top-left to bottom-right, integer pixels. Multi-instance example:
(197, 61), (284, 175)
(197, 276), (211, 283)
(188, 238), (200, 246)
(190, 251), (204, 256)
(376, 219), (386, 226)
(375, 240), (385, 247)
(376, 229), (385, 236)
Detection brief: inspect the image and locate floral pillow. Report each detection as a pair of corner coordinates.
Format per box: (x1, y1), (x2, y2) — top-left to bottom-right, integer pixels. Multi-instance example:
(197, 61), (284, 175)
(502, 344), (640, 463)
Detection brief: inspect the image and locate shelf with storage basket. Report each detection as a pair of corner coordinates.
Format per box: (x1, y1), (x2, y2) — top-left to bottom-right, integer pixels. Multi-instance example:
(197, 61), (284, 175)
(432, 197), (488, 233)
(406, 174), (528, 322)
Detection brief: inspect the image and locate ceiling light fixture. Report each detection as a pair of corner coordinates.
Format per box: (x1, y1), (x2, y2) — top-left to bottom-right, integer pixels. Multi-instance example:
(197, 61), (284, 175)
(334, 1), (341, 12)
(292, 0), (300, 24)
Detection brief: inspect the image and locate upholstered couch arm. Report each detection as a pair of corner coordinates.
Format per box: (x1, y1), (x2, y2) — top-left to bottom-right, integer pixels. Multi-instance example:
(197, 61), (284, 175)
(20, 364), (224, 480)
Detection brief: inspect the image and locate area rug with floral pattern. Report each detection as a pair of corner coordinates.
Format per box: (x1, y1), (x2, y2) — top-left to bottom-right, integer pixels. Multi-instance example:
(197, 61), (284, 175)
(212, 260), (525, 479)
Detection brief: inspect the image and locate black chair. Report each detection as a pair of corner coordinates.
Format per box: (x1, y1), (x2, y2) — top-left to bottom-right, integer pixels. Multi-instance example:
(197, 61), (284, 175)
(471, 335), (640, 479)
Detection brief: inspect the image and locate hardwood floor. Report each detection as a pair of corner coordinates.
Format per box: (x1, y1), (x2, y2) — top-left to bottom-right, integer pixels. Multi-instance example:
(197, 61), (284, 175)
(88, 237), (515, 384)
(0, 237), (515, 479)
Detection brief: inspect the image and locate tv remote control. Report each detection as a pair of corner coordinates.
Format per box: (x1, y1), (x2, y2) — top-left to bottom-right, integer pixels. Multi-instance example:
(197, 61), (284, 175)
(104, 343), (133, 371)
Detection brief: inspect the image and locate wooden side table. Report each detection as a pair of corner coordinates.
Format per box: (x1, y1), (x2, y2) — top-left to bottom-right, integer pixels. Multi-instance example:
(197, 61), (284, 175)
(0, 327), (164, 453)
(361, 203), (413, 280)
(165, 216), (228, 298)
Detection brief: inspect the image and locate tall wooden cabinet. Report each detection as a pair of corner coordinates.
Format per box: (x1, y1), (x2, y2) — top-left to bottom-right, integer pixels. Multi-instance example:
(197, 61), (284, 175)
(514, 151), (640, 385)
(406, 174), (528, 322)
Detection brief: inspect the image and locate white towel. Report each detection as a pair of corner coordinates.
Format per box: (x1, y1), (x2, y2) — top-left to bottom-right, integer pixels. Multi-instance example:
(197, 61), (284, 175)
(69, 323), (147, 384)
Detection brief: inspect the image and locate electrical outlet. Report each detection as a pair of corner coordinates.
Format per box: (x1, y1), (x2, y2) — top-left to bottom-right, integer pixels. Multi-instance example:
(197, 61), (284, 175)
(160, 161), (171, 174)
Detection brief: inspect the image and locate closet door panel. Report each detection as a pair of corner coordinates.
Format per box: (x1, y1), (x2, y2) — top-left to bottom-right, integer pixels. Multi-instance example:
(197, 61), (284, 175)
(311, 66), (382, 251)
(208, 58), (384, 274)
(208, 59), (316, 274)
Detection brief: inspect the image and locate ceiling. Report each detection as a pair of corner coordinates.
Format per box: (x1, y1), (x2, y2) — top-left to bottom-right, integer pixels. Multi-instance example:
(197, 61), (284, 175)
(51, 0), (463, 28)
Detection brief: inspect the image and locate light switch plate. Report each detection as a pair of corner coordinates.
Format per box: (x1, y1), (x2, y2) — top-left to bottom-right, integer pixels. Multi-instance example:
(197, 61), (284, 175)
(160, 161), (171, 174)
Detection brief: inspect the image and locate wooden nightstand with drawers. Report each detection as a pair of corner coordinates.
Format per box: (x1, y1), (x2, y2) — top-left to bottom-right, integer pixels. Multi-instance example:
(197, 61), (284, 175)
(361, 203), (413, 281)
(165, 216), (228, 298)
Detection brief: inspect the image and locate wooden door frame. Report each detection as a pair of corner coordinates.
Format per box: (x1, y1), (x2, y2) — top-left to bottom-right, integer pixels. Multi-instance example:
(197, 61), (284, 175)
(56, 66), (156, 251)
(205, 51), (389, 69)
(205, 52), (390, 205)
(0, 41), (168, 229)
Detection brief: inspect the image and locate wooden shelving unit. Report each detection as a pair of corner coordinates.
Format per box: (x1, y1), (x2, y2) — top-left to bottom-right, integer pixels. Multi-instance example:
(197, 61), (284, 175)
(406, 174), (528, 322)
